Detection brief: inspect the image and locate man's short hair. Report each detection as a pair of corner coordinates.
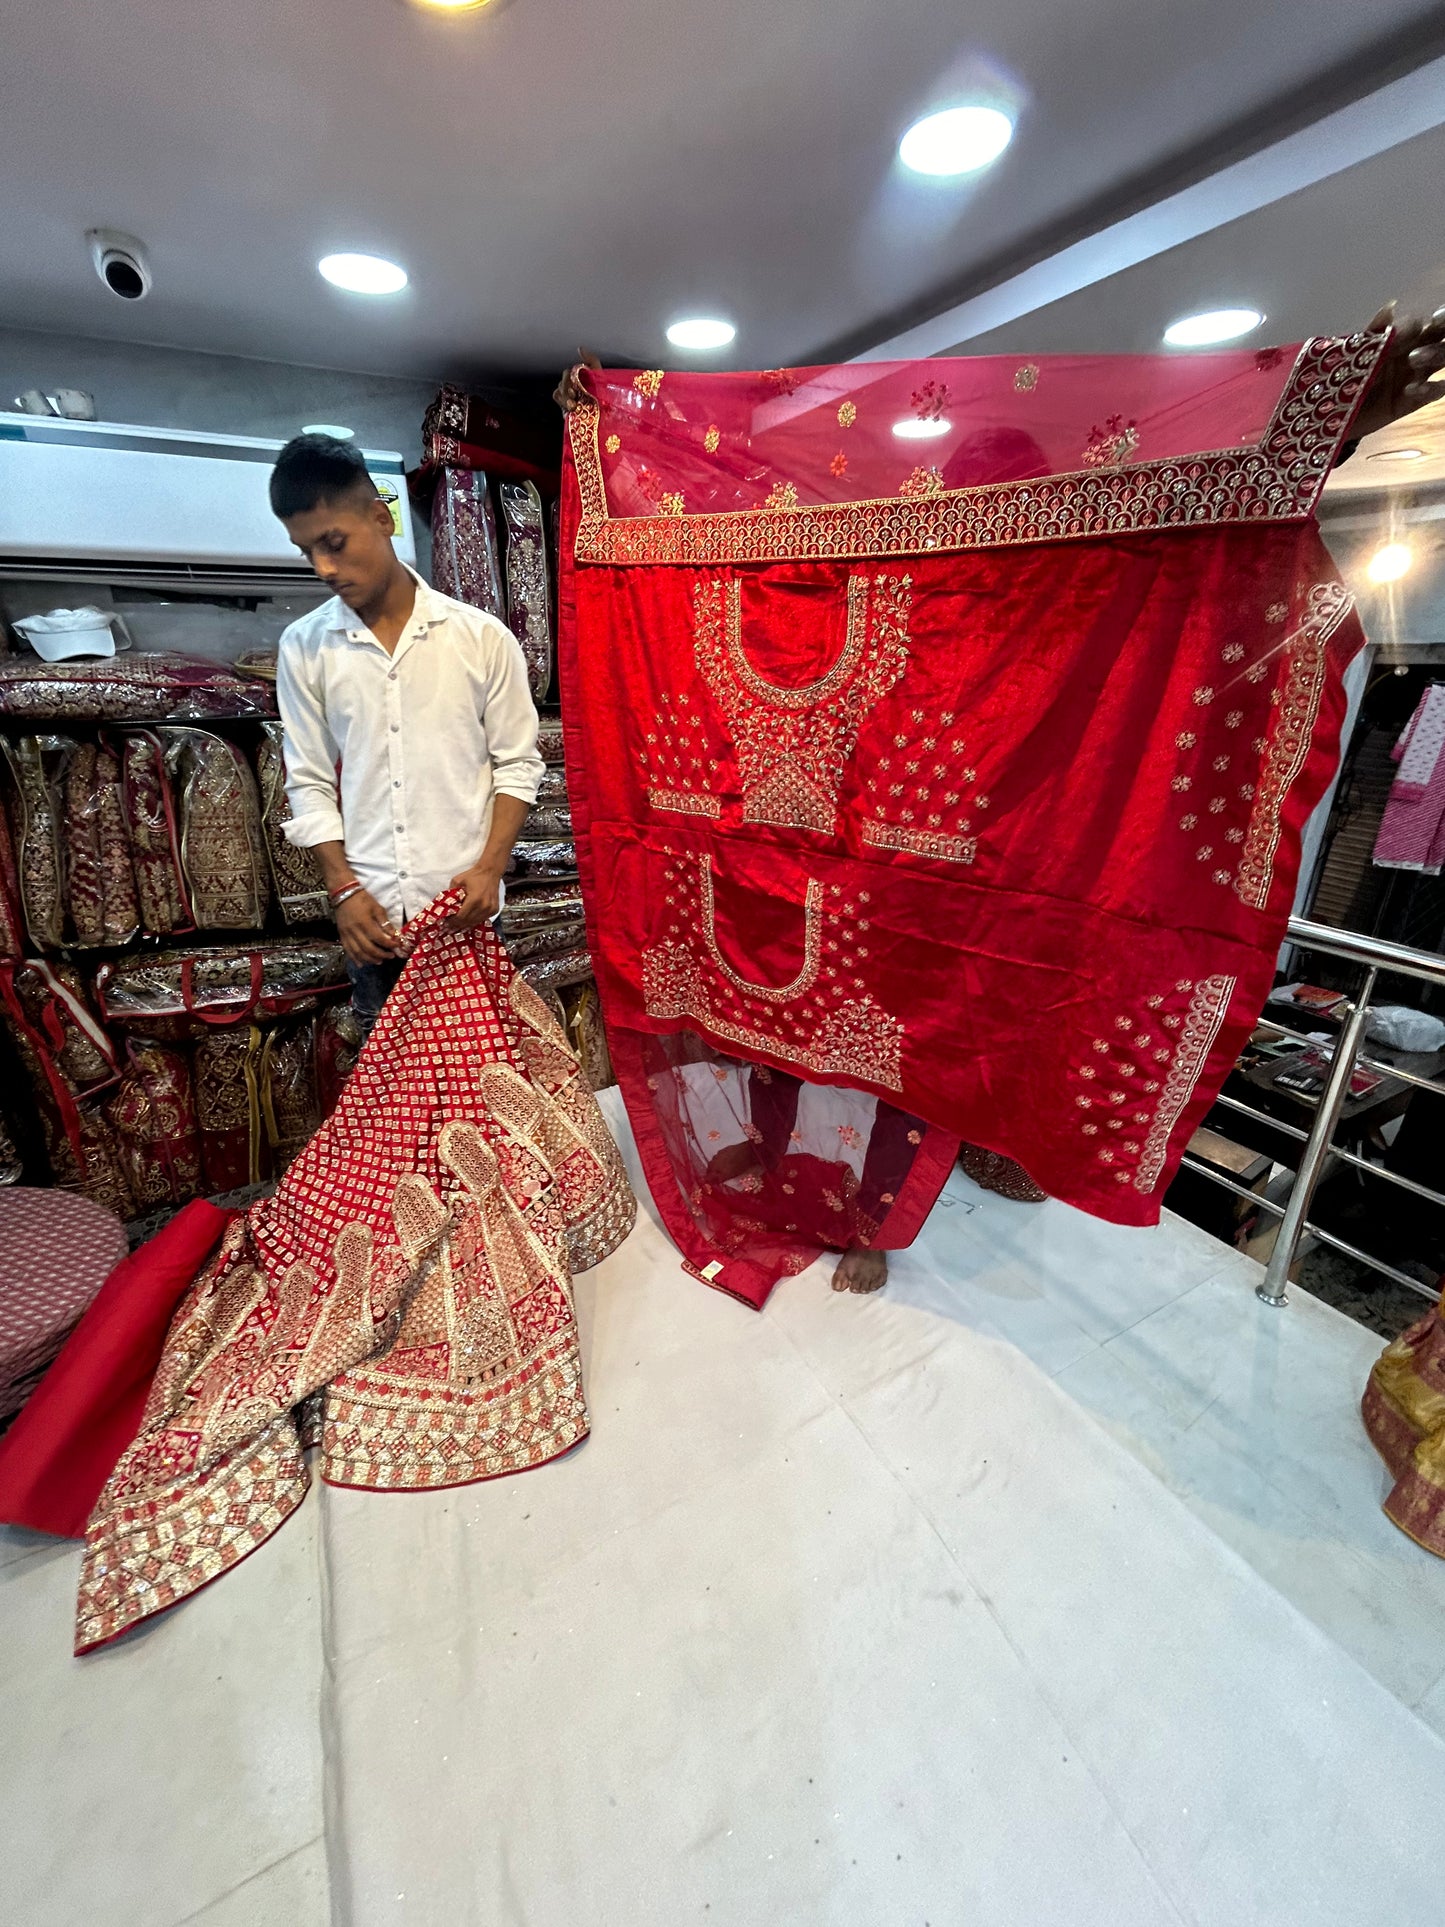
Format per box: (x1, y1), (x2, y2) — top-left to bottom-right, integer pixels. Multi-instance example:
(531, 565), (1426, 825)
(269, 433), (378, 520)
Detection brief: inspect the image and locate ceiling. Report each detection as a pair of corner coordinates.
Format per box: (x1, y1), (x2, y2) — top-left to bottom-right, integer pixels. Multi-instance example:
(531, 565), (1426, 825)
(1, 0), (1444, 383)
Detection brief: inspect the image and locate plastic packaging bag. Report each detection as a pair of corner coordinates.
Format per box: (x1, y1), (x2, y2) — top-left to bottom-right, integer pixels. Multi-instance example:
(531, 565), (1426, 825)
(1366, 1005), (1445, 1053)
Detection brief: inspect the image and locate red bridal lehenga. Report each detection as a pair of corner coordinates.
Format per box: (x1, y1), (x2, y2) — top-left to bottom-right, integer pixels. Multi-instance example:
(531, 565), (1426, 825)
(55, 896), (634, 1652)
(557, 336), (1387, 1308)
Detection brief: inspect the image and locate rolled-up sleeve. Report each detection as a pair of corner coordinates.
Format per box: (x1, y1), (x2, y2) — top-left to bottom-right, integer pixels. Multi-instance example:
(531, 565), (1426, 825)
(482, 621), (545, 806)
(275, 635), (345, 848)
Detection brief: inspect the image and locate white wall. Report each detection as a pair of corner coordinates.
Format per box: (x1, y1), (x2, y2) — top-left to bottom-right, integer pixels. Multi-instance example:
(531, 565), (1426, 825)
(0, 324), (437, 463)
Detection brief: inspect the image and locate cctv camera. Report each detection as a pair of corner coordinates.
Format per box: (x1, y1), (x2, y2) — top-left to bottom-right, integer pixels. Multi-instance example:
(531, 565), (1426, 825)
(86, 229), (151, 301)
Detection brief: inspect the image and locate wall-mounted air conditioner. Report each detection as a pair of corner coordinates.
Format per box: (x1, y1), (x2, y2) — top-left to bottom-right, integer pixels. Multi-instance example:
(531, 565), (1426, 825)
(0, 415), (414, 589)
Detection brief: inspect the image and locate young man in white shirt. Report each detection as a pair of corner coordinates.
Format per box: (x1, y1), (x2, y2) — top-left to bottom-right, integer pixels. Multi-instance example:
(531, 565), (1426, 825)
(270, 434), (543, 1036)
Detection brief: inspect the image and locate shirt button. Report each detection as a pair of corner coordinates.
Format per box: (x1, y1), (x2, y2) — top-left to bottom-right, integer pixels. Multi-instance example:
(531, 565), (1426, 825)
(393, 779), (401, 788)
(388, 669), (397, 681)
(390, 723), (399, 733)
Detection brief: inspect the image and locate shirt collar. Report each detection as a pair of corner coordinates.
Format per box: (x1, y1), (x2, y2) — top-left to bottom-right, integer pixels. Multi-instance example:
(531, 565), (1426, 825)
(326, 566), (447, 642)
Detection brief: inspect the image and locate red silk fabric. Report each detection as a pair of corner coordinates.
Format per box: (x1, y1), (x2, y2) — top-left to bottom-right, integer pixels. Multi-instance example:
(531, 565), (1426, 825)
(559, 339), (1384, 1305)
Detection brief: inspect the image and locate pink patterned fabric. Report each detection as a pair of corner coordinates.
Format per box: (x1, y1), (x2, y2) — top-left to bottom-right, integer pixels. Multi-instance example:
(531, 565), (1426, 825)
(0, 1188), (128, 1418)
(1374, 685), (1445, 874)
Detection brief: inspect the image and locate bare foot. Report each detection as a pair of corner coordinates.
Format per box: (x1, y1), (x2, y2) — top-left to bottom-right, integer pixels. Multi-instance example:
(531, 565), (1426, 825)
(832, 1248), (888, 1294)
(704, 1141), (764, 1186)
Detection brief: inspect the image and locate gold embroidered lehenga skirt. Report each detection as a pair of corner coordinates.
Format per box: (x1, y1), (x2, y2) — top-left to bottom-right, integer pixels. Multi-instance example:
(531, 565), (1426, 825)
(75, 894), (635, 1653)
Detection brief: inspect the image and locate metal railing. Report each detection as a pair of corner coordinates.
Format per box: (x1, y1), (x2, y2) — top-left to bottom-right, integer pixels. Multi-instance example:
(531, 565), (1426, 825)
(1177, 916), (1445, 1310)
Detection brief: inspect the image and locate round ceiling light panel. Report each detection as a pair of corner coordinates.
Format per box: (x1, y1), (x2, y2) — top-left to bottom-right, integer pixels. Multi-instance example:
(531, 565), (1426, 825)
(302, 424), (356, 440)
(892, 417), (951, 440)
(1163, 308), (1264, 347)
(899, 106), (1014, 177)
(665, 317), (736, 351)
(318, 253), (408, 295)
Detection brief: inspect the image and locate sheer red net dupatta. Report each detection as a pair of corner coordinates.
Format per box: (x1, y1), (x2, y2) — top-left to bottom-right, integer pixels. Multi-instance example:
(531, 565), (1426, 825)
(76, 895), (635, 1655)
(558, 338), (1386, 1308)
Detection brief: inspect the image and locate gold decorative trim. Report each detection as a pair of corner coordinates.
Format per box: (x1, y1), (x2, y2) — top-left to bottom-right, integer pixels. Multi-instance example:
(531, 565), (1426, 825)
(699, 858), (822, 1003)
(648, 786), (721, 818)
(1233, 582), (1354, 910)
(861, 820), (976, 864)
(570, 333), (1389, 565)
(1134, 975), (1236, 1193)
(726, 572), (869, 708)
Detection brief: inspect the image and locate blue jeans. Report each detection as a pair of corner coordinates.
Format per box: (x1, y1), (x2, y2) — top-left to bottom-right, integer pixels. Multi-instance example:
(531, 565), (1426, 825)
(347, 957), (405, 1042)
(346, 915), (499, 1041)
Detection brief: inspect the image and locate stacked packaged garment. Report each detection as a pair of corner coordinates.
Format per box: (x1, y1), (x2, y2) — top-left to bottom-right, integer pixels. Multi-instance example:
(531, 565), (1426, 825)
(0, 1187), (128, 1422)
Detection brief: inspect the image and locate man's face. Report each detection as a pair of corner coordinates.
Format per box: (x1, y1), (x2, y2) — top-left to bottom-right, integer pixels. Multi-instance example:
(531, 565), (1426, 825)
(283, 493), (397, 607)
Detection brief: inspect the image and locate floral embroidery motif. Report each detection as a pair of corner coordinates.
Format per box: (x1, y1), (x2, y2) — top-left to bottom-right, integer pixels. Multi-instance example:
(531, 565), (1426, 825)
(660, 492), (686, 517)
(830, 452), (849, 478)
(704, 425), (721, 454)
(1069, 977), (1236, 1195)
(899, 466), (944, 499)
(764, 480), (800, 511)
(641, 690), (721, 816)
(910, 379), (952, 422)
(605, 434), (621, 455)
(1082, 415), (1140, 467)
(642, 854), (904, 1088)
(1013, 364), (1040, 393)
(861, 703), (983, 863)
(633, 370), (664, 397)
(690, 571), (911, 833)
(837, 401), (857, 429)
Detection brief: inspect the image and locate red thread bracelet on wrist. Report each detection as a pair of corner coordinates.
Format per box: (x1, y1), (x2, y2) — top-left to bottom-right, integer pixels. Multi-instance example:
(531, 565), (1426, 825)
(330, 882), (365, 910)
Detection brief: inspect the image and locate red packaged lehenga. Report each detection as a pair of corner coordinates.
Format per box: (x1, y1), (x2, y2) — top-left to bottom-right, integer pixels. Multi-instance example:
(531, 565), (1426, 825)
(7, 896), (635, 1652)
(558, 336), (1385, 1306)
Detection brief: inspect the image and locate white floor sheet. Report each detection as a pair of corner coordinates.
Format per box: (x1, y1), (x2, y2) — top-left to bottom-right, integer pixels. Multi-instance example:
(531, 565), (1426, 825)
(3, 1084), (1444, 1925)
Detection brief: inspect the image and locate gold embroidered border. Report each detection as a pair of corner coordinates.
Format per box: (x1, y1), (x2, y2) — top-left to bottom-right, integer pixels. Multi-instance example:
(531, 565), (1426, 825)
(1133, 974), (1236, 1193)
(648, 786), (721, 818)
(861, 820), (976, 864)
(726, 572), (869, 708)
(1233, 582), (1354, 910)
(642, 957), (905, 1091)
(699, 858), (822, 1003)
(571, 333), (1388, 565)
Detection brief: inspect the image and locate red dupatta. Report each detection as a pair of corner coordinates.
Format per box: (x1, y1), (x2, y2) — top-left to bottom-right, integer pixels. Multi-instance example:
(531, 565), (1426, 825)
(557, 336), (1385, 1307)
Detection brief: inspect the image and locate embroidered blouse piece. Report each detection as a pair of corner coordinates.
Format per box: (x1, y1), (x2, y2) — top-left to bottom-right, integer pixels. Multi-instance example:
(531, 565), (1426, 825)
(558, 338), (1385, 1303)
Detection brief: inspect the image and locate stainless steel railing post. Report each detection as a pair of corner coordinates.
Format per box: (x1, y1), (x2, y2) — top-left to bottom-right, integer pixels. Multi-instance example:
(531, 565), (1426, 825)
(1256, 966), (1378, 1308)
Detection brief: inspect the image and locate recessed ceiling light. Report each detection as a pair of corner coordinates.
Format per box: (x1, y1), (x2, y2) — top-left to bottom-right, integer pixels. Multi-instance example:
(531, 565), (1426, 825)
(665, 317), (736, 351)
(1163, 308), (1264, 347)
(401, 0), (501, 11)
(302, 424), (356, 440)
(318, 253), (408, 295)
(893, 418), (951, 440)
(899, 106), (1014, 178)
(1366, 542), (1414, 584)
(1368, 447), (1426, 462)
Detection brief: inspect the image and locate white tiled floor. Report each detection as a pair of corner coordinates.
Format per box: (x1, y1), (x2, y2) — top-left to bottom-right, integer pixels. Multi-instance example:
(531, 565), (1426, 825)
(3, 1087), (1443, 1925)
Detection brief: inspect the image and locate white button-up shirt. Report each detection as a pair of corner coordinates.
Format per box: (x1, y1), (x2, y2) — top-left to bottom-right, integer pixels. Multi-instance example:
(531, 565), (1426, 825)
(275, 570), (544, 925)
